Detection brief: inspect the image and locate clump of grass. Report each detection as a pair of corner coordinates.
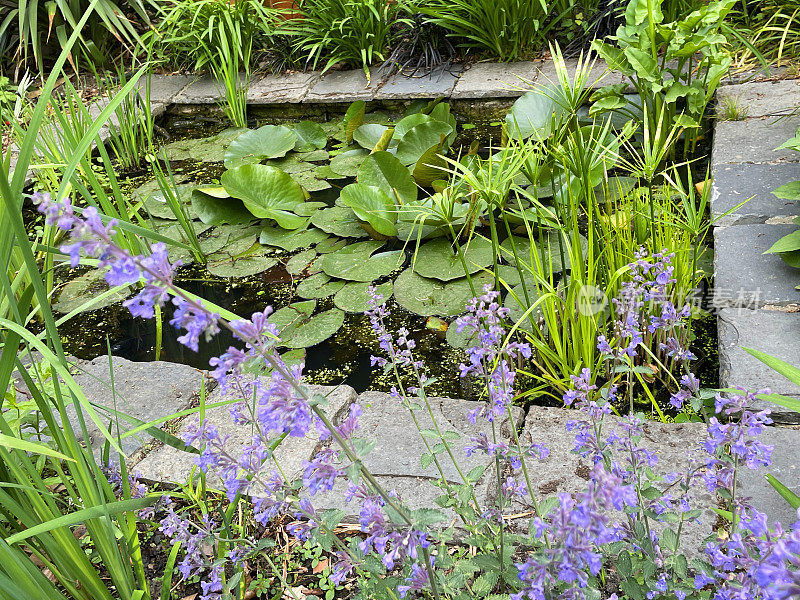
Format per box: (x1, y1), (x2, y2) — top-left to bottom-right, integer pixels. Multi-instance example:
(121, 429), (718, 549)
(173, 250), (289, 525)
(717, 94), (749, 121)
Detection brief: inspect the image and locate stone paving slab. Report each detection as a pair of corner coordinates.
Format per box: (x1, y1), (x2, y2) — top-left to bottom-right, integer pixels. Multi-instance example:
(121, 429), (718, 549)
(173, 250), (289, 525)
(535, 58), (626, 89)
(173, 75), (248, 104)
(738, 425), (800, 528)
(711, 162), (800, 225)
(310, 391), (521, 518)
(717, 78), (800, 119)
(138, 74), (195, 105)
(451, 61), (539, 99)
(713, 223), (800, 308)
(304, 69), (388, 103)
(57, 356), (208, 457)
(712, 115), (800, 166)
(519, 406), (715, 553)
(375, 66), (463, 100)
(135, 384), (357, 484)
(248, 71), (321, 104)
(718, 308), (800, 422)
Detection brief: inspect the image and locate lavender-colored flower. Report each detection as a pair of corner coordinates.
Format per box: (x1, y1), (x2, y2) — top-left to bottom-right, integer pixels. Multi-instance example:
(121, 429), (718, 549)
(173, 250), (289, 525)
(398, 560), (432, 598)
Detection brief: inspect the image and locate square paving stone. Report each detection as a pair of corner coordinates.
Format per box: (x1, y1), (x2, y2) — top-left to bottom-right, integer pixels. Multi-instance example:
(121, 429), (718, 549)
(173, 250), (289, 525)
(138, 74), (195, 104)
(713, 223), (800, 309)
(248, 71), (321, 104)
(173, 75), (247, 104)
(375, 65), (462, 100)
(63, 356), (208, 457)
(134, 384), (357, 484)
(738, 425), (800, 528)
(304, 69), (388, 103)
(519, 406), (715, 555)
(718, 307), (800, 422)
(451, 61), (539, 99)
(712, 115), (800, 167)
(711, 162), (800, 225)
(310, 391), (522, 518)
(716, 78), (800, 119)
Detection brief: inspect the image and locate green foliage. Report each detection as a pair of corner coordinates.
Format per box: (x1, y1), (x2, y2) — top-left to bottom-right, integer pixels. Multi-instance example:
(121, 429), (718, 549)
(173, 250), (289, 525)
(766, 128), (800, 268)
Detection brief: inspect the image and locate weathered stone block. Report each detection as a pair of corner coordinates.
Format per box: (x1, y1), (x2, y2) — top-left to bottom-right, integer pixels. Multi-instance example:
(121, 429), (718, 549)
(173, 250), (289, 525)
(712, 115), (800, 166)
(248, 71), (321, 104)
(716, 78), (800, 119)
(711, 162), (800, 225)
(305, 69), (387, 103)
(375, 66), (462, 100)
(451, 61), (539, 99)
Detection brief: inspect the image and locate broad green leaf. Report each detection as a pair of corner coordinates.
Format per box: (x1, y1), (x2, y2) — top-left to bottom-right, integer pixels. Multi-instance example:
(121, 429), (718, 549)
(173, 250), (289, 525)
(772, 181), (800, 201)
(505, 86), (566, 141)
(259, 225), (329, 251)
(52, 270), (131, 314)
(344, 101), (366, 144)
(293, 121), (327, 152)
(394, 269), (493, 317)
(624, 47), (660, 83)
(286, 249), (318, 275)
(357, 151), (417, 205)
(270, 301), (345, 348)
(339, 183), (398, 238)
(329, 148), (369, 177)
(412, 237), (494, 281)
(413, 143), (447, 188)
(311, 206), (369, 238)
(765, 230), (800, 254)
(334, 281), (392, 313)
(296, 272), (346, 299)
(221, 164), (306, 228)
(224, 125), (297, 169)
(320, 240), (404, 282)
(353, 124), (396, 151)
(190, 189), (254, 226)
(395, 121), (452, 165)
(207, 250), (278, 278)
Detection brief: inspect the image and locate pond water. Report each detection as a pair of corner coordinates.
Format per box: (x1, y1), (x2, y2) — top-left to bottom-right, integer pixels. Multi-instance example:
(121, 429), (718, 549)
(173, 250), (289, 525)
(37, 99), (719, 406)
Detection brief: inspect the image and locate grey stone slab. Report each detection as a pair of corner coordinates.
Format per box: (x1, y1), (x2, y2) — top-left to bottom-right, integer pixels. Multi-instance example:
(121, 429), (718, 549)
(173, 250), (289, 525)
(738, 425), (800, 528)
(137, 74), (195, 105)
(311, 391), (522, 518)
(451, 61), (539, 99)
(713, 224), (800, 308)
(248, 71), (320, 104)
(717, 78), (800, 119)
(304, 69), (387, 103)
(374, 66), (462, 100)
(63, 356), (208, 457)
(173, 75), (247, 104)
(519, 407), (715, 553)
(711, 162), (800, 225)
(720, 66), (794, 87)
(535, 58), (626, 90)
(718, 308), (800, 422)
(712, 115), (800, 166)
(134, 384), (357, 484)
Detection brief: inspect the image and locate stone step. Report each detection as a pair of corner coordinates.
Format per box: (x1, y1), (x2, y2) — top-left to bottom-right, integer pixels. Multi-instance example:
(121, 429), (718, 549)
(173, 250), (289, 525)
(716, 78), (800, 119)
(711, 162), (800, 226)
(712, 115), (800, 167)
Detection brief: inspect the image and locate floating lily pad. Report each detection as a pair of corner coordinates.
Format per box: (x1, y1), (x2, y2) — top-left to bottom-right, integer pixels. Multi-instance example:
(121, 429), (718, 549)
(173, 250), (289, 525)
(160, 138), (197, 161)
(412, 142), (447, 188)
(320, 240), (404, 282)
(259, 225), (329, 251)
(396, 121), (452, 166)
(295, 273), (345, 299)
(293, 121), (327, 152)
(412, 237), (494, 281)
(344, 101), (366, 144)
(393, 269), (493, 317)
(207, 250), (279, 278)
(506, 86), (567, 141)
(330, 149), (369, 177)
(286, 249), (318, 275)
(315, 237), (348, 254)
(445, 318), (479, 349)
(504, 281), (547, 333)
(191, 189), (254, 226)
(295, 171), (333, 192)
(221, 164), (306, 228)
(53, 269), (131, 314)
(494, 264), (523, 287)
(224, 125), (297, 169)
(270, 301), (345, 349)
(265, 155), (316, 175)
(311, 207), (369, 239)
(333, 281), (392, 313)
(594, 176), (638, 203)
(295, 202), (328, 217)
(315, 165), (348, 180)
(394, 113), (429, 139)
(339, 183), (397, 238)
(357, 151), (417, 205)
(499, 232), (586, 274)
(297, 149), (330, 163)
(396, 219), (440, 242)
(353, 124), (396, 151)
(141, 185), (196, 220)
(188, 127), (250, 162)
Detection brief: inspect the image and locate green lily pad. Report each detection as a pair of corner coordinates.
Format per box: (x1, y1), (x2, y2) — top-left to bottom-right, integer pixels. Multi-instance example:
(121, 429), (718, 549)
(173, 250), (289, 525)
(188, 127), (250, 162)
(295, 171), (333, 192)
(353, 124), (397, 151)
(396, 121), (452, 166)
(264, 155), (316, 174)
(296, 149), (330, 162)
(394, 113), (429, 139)
(311, 207), (369, 239)
(499, 232), (586, 274)
(594, 176), (638, 203)
(221, 164), (306, 228)
(393, 269), (492, 317)
(316, 165), (348, 180)
(293, 121), (327, 152)
(339, 183), (397, 238)
(357, 151), (417, 205)
(295, 202), (328, 217)
(190, 189), (254, 226)
(344, 101), (366, 144)
(286, 249), (318, 275)
(412, 237), (494, 281)
(506, 86), (567, 141)
(224, 125), (297, 169)
(259, 225), (329, 251)
(270, 301), (345, 349)
(333, 281), (392, 313)
(445, 318), (479, 349)
(495, 264), (524, 287)
(53, 270), (131, 314)
(412, 142), (447, 188)
(295, 273), (346, 299)
(330, 149), (369, 177)
(160, 138), (197, 161)
(315, 237), (348, 254)
(320, 240), (405, 282)
(504, 281), (547, 333)
(207, 250), (279, 278)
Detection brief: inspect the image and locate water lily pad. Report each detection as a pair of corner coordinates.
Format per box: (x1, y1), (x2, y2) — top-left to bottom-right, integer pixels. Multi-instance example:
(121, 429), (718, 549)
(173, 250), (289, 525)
(495, 264), (523, 287)
(311, 207), (369, 239)
(270, 301), (345, 349)
(53, 269), (131, 314)
(357, 151), (417, 205)
(316, 165), (348, 180)
(506, 86), (567, 141)
(295, 202), (328, 217)
(333, 281), (392, 313)
(141, 185), (196, 220)
(499, 232), (586, 274)
(224, 125), (297, 169)
(293, 121), (327, 152)
(315, 237), (348, 254)
(286, 249), (318, 275)
(412, 142), (447, 188)
(296, 149), (330, 162)
(296, 273), (346, 299)
(265, 155), (316, 174)
(396, 121), (452, 166)
(504, 281), (547, 332)
(160, 138), (197, 161)
(353, 124), (396, 151)
(393, 269), (492, 317)
(594, 176), (638, 203)
(221, 164), (306, 228)
(344, 101), (366, 144)
(189, 127), (250, 162)
(412, 237), (494, 281)
(394, 113), (429, 139)
(445, 318), (479, 349)
(191, 189), (254, 226)
(259, 225), (329, 251)
(339, 183), (397, 238)
(295, 171), (333, 192)
(207, 250), (279, 278)
(320, 240), (405, 282)
(330, 149), (369, 177)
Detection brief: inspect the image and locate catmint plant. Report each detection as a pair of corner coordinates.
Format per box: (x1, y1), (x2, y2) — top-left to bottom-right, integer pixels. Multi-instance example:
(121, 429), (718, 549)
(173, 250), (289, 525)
(35, 194), (800, 600)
